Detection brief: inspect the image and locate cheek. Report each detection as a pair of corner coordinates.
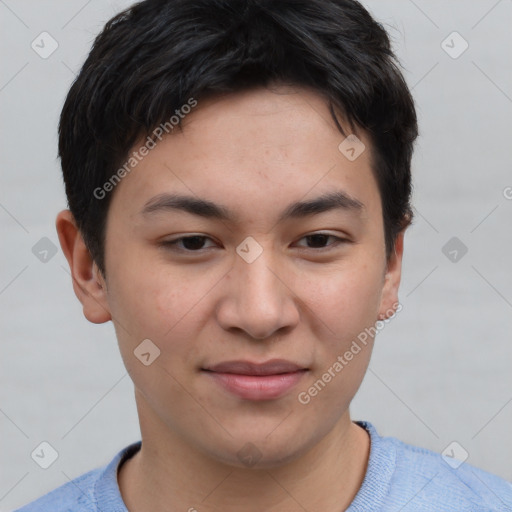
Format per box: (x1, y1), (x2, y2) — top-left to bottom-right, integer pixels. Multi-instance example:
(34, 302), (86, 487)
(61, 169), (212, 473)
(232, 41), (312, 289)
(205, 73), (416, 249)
(107, 259), (219, 370)
(302, 259), (384, 345)
(108, 248), (188, 330)
(295, 264), (382, 414)
(107, 277), (198, 403)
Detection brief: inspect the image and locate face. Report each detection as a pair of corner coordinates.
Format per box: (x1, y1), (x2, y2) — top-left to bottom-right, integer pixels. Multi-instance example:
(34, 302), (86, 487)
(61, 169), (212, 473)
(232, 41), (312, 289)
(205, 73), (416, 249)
(69, 85), (403, 468)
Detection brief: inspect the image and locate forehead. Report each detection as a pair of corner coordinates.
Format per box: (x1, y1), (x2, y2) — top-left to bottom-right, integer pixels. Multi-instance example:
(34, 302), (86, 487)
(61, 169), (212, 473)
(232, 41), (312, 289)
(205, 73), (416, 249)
(107, 86), (381, 225)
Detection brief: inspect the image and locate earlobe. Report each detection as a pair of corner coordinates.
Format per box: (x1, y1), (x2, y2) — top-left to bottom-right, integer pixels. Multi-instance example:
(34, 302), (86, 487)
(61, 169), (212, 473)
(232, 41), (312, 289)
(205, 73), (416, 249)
(55, 210), (112, 324)
(377, 230), (405, 320)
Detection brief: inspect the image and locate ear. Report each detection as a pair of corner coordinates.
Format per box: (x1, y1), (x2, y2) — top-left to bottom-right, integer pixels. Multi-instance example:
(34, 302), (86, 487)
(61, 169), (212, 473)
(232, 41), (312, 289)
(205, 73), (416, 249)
(377, 229), (405, 320)
(55, 210), (112, 324)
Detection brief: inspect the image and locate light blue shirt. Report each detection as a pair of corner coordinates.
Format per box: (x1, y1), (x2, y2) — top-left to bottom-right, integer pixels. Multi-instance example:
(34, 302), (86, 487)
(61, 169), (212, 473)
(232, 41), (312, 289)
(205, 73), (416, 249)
(14, 421), (512, 511)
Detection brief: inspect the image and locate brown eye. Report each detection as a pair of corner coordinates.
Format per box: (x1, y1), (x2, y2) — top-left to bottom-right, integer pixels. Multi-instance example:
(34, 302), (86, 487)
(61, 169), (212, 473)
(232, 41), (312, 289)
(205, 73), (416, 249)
(162, 235), (217, 252)
(295, 233), (347, 250)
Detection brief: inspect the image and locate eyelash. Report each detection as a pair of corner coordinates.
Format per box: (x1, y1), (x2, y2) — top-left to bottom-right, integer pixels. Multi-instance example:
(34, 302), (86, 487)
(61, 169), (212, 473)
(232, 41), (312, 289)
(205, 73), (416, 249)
(161, 233), (349, 254)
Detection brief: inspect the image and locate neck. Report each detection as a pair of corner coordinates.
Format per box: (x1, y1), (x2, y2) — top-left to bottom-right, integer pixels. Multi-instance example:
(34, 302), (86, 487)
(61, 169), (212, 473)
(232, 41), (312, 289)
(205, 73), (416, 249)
(118, 396), (370, 512)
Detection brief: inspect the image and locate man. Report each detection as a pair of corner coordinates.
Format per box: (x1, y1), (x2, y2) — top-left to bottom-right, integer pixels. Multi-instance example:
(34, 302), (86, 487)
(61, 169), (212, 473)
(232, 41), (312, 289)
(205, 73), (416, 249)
(16, 0), (512, 510)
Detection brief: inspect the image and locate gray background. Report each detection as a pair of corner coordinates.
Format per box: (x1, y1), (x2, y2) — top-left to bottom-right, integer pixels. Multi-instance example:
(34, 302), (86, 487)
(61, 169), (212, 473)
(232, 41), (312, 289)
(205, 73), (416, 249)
(1, 0), (511, 509)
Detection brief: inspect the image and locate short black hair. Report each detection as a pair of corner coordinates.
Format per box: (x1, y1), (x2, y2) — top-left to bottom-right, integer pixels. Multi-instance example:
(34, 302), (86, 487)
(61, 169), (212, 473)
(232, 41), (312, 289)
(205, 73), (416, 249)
(59, 0), (418, 277)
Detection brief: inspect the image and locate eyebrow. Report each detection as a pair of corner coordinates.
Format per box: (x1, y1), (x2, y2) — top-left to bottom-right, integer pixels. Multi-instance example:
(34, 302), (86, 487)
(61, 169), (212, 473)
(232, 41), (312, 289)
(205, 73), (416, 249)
(140, 190), (364, 223)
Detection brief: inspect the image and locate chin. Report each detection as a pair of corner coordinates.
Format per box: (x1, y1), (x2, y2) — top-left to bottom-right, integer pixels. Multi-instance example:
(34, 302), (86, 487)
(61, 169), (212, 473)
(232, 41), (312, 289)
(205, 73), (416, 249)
(204, 432), (315, 471)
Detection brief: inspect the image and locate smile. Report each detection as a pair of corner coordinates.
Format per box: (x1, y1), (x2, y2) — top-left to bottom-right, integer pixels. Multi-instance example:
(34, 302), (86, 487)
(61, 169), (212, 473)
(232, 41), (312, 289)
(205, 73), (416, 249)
(201, 359), (309, 400)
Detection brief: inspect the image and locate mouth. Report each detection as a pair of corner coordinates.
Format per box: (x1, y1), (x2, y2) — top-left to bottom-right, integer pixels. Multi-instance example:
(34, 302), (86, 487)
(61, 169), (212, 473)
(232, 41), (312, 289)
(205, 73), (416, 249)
(201, 359), (309, 401)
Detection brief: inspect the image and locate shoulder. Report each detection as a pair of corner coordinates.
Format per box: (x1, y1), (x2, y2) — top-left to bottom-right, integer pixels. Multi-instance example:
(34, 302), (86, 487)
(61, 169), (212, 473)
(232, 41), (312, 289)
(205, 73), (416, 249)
(351, 421), (512, 512)
(383, 432), (512, 511)
(12, 467), (103, 512)
(13, 441), (140, 512)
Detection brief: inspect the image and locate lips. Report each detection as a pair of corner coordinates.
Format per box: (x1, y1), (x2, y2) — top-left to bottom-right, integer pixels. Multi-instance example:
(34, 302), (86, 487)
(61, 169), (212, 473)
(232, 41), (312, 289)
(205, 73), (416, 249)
(203, 359), (307, 376)
(202, 359), (308, 400)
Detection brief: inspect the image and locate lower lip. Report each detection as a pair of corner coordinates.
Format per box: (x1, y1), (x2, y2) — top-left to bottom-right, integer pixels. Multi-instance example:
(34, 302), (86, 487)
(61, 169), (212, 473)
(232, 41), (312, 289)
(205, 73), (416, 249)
(203, 370), (307, 400)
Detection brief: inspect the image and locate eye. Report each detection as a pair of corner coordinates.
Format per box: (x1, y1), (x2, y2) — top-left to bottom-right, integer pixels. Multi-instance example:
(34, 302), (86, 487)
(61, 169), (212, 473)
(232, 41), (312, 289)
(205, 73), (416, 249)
(294, 233), (348, 250)
(161, 235), (217, 252)
(161, 232), (349, 254)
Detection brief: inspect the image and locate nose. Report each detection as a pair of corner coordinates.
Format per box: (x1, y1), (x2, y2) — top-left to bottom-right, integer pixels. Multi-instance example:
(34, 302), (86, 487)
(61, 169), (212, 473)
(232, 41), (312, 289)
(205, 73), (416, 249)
(215, 245), (300, 340)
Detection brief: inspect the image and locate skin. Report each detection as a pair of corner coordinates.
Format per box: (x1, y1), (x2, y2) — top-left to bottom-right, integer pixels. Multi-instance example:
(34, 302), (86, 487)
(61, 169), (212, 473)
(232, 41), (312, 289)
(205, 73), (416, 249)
(56, 85), (405, 512)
